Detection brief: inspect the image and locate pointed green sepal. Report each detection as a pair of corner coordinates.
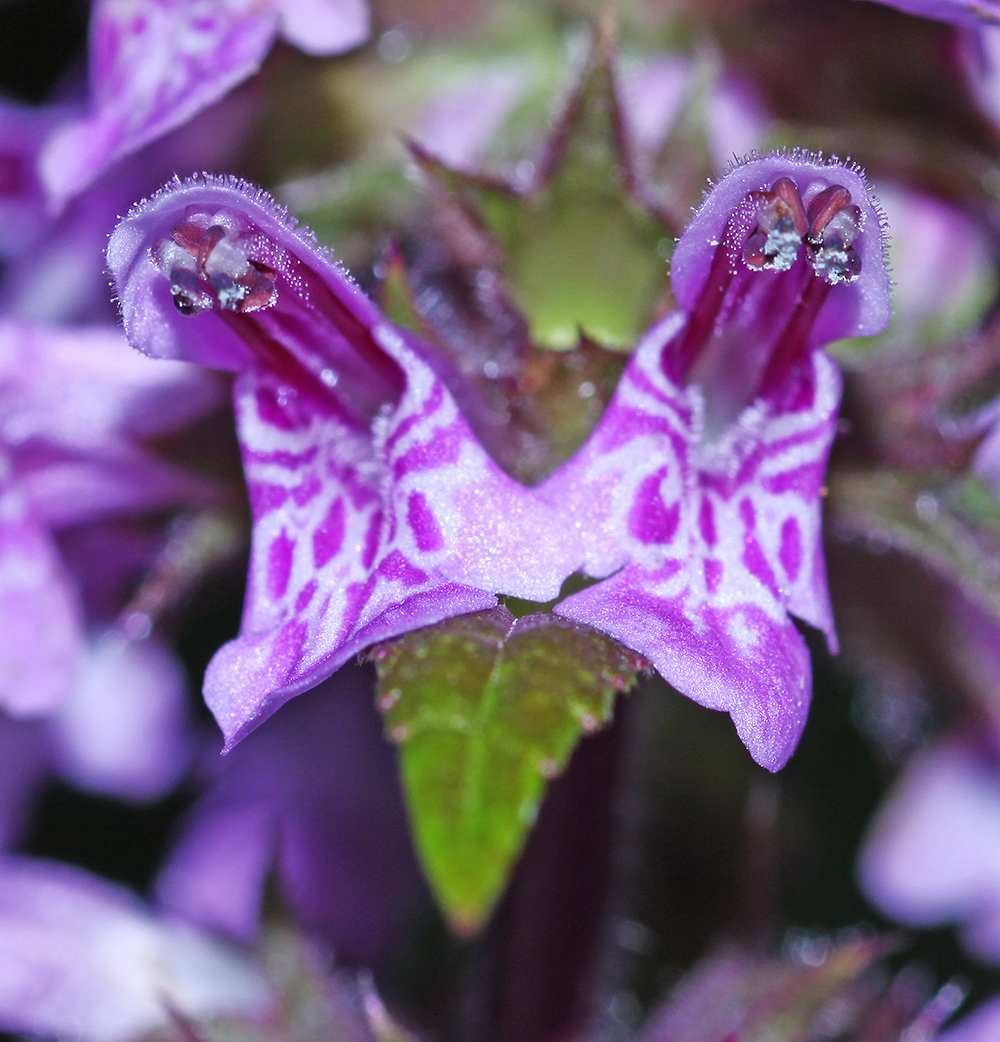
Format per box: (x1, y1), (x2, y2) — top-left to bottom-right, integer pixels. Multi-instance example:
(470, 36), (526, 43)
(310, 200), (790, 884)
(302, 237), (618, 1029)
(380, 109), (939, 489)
(371, 607), (643, 934)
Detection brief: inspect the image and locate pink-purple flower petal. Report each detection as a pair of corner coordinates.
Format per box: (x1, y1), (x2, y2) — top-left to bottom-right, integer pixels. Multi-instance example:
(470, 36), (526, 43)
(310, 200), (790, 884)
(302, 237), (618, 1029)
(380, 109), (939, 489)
(38, 0), (370, 211)
(0, 856), (269, 1042)
(109, 175), (582, 745)
(542, 153), (887, 769)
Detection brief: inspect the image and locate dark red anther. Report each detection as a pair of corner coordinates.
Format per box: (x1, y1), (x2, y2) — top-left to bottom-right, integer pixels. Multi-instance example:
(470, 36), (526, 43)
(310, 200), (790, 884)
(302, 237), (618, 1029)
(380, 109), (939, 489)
(805, 184), (852, 242)
(770, 176), (809, 237)
(170, 221), (208, 258)
(743, 177), (809, 272)
(196, 224), (227, 273)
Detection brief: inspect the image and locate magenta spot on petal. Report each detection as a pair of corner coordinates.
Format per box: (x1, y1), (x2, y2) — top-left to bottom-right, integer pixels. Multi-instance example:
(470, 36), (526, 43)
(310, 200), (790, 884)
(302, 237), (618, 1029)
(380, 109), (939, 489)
(392, 422), (464, 479)
(247, 446), (319, 468)
(312, 499), (345, 569)
(704, 558), (723, 594)
(361, 509), (383, 570)
(378, 550), (430, 587)
(255, 385), (299, 431)
(739, 497), (756, 531)
(248, 482), (288, 516)
(763, 463), (823, 496)
(291, 473), (322, 507)
(295, 579), (318, 613)
(779, 517), (803, 581)
(628, 468), (680, 545)
(387, 380), (444, 452)
(743, 537), (779, 598)
(339, 577), (377, 639)
(698, 497), (717, 547)
(267, 530), (295, 601)
(407, 492), (444, 553)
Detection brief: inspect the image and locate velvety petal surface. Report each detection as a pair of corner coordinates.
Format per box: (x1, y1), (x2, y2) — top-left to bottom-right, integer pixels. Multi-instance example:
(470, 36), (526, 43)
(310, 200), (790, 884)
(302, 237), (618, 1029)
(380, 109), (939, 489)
(544, 317), (840, 770)
(0, 856), (269, 1042)
(540, 152), (887, 769)
(109, 176), (582, 744)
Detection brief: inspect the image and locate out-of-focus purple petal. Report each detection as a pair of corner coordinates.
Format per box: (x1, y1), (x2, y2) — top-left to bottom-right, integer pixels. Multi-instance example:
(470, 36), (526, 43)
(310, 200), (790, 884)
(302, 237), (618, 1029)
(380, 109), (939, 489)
(0, 480), (83, 717)
(619, 57), (692, 159)
(38, 1), (278, 210)
(49, 631), (192, 801)
(877, 185), (993, 330)
(0, 98), (63, 258)
(109, 175), (581, 745)
(704, 73), (769, 172)
(938, 997), (1000, 1042)
(157, 666), (429, 964)
(961, 28), (1000, 132)
(0, 856), (269, 1042)
(277, 0), (370, 54)
(416, 64), (527, 170)
(156, 803), (277, 942)
(0, 715), (48, 849)
(36, 0), (369, 211)
(860, 0), (1000, 28)
(858, 739), (1000, 962)
(0, 320), (220, 449)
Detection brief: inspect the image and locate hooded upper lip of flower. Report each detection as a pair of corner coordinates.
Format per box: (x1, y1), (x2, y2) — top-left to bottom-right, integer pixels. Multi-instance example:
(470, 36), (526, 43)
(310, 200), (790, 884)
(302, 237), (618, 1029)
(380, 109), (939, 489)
(108, 175), (584, 749)
(539, 151), (890, 771)
(36, 0), (371, 212)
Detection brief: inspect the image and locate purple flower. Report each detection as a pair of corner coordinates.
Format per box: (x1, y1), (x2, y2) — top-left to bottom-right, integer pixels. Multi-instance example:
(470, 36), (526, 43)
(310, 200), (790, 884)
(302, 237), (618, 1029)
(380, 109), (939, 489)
(619, 57), (769, 177)
(108, 175), (582, 747)
(0, 318), (218, 718)
(858, 0), (1000, 27)
(38, 0), (370, 211)
(938, 997), (1000, 1042)
(155, 664), (427, 964)
(540, 153), (890, 770)
(0, 855), (269, 1042)
(859, 736), (1000, 962)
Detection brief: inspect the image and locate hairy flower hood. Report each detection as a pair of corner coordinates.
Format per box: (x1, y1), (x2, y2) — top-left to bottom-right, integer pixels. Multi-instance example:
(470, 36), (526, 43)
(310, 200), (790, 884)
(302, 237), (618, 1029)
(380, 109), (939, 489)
(541, 152), (890, 771)
(108, 176), (583, 747)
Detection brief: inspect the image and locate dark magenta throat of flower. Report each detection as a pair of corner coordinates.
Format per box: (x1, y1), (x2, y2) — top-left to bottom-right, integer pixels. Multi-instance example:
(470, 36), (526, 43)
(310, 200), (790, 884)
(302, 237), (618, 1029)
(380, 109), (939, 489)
(669, 174), (865, 434)
(154, 208), (405, 430)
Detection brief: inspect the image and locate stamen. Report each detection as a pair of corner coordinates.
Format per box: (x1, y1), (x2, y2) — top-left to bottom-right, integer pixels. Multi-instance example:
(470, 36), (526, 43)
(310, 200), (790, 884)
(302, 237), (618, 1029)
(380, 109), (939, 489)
(153, 212), (278, 317)
(742, 177), (863, 286)
(742, 176), (808, 272)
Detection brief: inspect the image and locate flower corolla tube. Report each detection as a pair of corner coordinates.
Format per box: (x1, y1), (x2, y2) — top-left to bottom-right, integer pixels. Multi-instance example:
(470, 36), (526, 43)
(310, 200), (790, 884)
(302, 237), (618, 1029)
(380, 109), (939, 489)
(541, 152), (890, 770)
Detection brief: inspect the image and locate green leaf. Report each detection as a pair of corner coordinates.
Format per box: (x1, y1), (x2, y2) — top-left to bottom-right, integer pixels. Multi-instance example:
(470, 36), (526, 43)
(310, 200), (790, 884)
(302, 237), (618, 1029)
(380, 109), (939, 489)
(372, 607), (643, 934)
(829, 468), (1000, 625)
